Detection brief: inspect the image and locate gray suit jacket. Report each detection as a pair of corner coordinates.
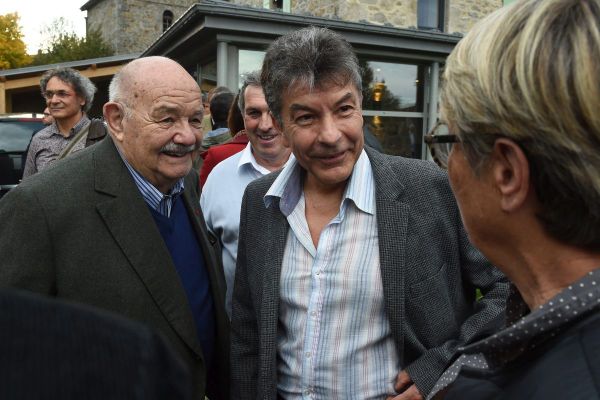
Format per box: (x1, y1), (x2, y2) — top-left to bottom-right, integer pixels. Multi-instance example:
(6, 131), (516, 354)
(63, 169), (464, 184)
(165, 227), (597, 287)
(231, 147), (509, 398)
(0, 137), (229, 400)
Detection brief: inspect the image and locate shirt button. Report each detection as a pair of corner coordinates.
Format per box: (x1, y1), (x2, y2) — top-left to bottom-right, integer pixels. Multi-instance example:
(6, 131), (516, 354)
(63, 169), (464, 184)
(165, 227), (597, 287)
(310, 311), (317, 317)
(305, 351), (311, 358)
(304, 389), (311, 396)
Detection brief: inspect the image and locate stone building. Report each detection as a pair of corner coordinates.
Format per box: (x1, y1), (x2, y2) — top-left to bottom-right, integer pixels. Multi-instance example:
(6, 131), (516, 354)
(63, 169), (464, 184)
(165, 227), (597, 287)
(83, 0), (503, 54)
(79, 0), (511, 159)
(81, 0), (198, 54)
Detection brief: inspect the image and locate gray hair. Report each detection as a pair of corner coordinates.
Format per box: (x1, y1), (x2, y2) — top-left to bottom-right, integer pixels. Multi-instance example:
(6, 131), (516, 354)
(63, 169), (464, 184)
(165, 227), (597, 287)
(107, 68), (133, 119)
(40, 67), (97, 113)
(440, 0), (600, 249)
(260, 26), (362, 125)
(238, 70), (261, 113)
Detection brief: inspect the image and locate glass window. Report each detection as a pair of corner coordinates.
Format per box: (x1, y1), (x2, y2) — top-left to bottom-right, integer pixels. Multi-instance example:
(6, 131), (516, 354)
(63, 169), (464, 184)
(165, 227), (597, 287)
(418, 0), (444, 31)
(162, 10), (174, 32)
(238, 49), (265, 88)
(363, 117), (423, 159)
(361, 60), (424, 112)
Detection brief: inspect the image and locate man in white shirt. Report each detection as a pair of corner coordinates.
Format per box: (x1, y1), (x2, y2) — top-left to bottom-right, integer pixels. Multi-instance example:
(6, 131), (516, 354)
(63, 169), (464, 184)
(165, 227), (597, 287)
(200, 71), (291, 316)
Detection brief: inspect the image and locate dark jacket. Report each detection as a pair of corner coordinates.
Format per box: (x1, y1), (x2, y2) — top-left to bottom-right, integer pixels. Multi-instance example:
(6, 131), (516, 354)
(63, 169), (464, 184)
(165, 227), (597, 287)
(444, 312), (600, 400)
(0, 137), (229, 400)
(0, 288), (191, 399)
(231, 147), (510, 398)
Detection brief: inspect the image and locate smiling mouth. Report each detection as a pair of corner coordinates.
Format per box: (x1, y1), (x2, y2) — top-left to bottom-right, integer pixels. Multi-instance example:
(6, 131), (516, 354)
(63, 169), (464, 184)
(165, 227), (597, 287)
(316, 151), (346, 164)
(162, 150), (191, 158)
(257, 133), (277, 141)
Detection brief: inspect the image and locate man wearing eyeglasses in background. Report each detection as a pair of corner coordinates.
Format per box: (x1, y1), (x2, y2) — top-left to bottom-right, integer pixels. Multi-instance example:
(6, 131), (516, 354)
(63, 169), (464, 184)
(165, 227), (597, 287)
(23, 67), (106, 178)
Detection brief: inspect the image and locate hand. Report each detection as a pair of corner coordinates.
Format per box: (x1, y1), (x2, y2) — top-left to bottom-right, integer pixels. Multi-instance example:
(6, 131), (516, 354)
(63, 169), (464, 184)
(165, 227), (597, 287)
(386, 370), (424, 400)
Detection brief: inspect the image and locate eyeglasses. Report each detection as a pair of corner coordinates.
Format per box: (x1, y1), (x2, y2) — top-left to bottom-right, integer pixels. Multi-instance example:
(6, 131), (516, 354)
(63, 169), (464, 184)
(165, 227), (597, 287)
(43, 90), (74, 100)
(424, 121), (460, 169)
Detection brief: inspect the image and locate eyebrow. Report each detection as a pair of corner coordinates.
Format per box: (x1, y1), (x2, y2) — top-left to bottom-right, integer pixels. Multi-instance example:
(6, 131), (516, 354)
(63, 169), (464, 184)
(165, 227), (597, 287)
(151, 105), (180, 116)
(152, 105), (203, 117)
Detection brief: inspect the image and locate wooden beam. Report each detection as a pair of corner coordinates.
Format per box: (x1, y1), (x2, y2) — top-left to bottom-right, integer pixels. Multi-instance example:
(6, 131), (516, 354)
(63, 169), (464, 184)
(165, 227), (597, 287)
(3, 64), (125, 90)
(0, 82), (6, 113)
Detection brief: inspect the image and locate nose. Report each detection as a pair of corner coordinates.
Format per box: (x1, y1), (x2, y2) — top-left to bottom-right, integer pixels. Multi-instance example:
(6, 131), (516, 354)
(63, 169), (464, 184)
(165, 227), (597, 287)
(174, 120), (198, 146)
(258, 112), (273, 132)
(318, 113), (342, 145)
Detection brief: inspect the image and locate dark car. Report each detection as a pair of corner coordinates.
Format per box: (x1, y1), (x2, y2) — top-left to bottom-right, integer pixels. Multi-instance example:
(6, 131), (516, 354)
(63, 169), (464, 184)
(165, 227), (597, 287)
(0, 115), (45, 198)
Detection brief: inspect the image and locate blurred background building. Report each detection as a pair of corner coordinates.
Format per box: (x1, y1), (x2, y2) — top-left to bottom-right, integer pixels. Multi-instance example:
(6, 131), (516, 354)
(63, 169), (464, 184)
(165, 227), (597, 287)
(1, 0), (515, 159)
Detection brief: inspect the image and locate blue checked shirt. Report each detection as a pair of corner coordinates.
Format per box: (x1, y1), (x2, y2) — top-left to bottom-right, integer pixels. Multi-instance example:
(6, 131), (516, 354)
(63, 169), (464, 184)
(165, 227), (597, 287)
(119, 152), (185, 217)
(265, 150), (401, 399)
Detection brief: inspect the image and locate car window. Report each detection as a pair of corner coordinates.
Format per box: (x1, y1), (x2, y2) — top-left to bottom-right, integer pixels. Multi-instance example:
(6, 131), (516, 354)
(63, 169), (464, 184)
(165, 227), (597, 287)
(0, 121), (44, 153)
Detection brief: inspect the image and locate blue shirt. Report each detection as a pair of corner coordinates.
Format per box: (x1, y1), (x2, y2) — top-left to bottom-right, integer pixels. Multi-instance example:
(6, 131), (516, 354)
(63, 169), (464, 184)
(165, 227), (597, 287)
(201, 142), (291, 316)
(119, 152), (184, 217)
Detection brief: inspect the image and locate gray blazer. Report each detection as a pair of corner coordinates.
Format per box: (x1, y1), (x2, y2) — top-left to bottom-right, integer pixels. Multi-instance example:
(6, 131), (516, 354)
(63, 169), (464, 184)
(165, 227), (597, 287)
(231, 147), (509, 398)
(0, 137), (229, 400)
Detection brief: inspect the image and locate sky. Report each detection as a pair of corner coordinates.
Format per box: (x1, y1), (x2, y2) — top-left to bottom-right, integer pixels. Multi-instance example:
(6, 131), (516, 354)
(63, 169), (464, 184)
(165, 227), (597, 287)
(1, 0), (87, 54)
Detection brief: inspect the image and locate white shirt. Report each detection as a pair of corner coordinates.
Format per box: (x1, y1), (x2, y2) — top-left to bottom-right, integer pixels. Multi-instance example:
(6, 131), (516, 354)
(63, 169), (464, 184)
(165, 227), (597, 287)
(265, 151), (400, 399)
(201, 142), (288, 316)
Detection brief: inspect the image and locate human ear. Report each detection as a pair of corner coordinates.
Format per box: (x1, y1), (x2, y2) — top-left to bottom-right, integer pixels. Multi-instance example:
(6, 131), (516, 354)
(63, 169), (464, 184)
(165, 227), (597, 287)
(491, 138), (531, 212)
(103, 102), (126, 142)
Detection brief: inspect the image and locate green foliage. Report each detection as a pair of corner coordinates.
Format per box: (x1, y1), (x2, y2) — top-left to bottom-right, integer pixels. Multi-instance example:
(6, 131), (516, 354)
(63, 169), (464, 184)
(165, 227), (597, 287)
(0, 13), (31, 70)
(32, 17), (113, 65)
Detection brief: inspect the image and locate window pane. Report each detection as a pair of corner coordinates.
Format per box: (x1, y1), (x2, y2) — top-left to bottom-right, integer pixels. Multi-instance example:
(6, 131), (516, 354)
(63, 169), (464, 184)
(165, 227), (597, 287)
(361, 60), (424, 112)
(418, 0), (439, 29)
(364, 116), (423, 159)
(238, 50), (265, 88)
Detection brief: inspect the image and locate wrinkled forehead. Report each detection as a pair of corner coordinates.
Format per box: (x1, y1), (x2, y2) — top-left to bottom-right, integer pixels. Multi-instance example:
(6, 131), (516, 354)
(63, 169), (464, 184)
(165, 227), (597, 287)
(131, 83), (202, 110)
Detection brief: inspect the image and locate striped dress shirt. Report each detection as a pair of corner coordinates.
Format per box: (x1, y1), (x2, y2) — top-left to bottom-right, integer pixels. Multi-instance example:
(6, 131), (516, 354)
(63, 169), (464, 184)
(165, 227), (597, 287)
(120, 153), (184, 217)
(265, 150), (401, 399)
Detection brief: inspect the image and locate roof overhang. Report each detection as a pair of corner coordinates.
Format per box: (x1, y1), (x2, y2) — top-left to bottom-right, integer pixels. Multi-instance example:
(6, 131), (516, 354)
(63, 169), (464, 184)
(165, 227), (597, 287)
(143, 0), (461, 65)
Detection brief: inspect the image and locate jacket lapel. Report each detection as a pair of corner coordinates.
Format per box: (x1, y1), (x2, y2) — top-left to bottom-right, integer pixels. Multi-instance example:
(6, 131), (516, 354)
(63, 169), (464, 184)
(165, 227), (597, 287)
(261, 198), (289, 371)
(93, 139), (203, 357)
(366, 147), (409, 362)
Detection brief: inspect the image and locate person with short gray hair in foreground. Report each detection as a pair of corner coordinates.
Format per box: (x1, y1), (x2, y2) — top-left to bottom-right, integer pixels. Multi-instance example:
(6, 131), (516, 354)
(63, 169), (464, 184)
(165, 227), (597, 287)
(425, 0), (600, 399)
(230, 26), (509, 400)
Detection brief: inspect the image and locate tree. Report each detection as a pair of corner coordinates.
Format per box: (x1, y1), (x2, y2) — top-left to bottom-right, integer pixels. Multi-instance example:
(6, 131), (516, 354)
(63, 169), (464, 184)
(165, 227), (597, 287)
(0, 13), (31, 70)
(32, 17), (113, 65)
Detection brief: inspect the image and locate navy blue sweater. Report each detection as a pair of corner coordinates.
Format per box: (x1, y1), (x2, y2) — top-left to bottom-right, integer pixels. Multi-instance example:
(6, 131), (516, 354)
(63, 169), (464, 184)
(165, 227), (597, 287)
(149, 196), (215, 369)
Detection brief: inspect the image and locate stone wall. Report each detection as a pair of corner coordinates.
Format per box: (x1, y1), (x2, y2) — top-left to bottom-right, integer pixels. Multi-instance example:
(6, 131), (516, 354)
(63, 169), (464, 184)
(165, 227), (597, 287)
(292, 0), (417, 27)
(86, 0), (197, 54)
(87, 0), (503, 55)
(279, 0), (499, 34)
(234, 0), (264, 7)
(86, 0), (121, 52)
(447, 0), (502, 34)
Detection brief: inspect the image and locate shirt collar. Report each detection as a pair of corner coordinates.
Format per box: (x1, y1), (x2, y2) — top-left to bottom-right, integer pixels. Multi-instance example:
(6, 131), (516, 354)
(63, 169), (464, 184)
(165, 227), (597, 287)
(264, 149), (375, 217)
(460, 268), (600, 364)
(117, 147), (185, 212)
(238, 142), (272, 176)
(48, 114), (90, 138)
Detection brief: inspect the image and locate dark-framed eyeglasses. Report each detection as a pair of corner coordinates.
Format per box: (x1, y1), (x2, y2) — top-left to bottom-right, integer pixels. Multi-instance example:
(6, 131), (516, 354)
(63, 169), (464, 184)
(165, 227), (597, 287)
(424, 121), (460, 169)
